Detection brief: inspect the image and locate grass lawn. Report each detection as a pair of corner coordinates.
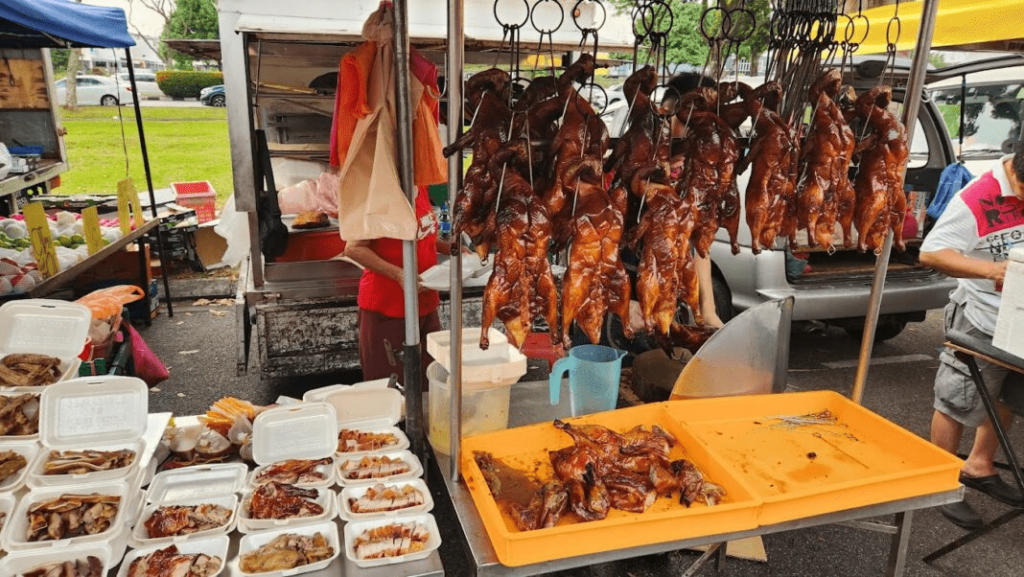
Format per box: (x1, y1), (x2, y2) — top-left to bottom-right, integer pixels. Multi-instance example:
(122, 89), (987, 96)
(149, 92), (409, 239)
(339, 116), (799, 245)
(56, 106), (234, 206)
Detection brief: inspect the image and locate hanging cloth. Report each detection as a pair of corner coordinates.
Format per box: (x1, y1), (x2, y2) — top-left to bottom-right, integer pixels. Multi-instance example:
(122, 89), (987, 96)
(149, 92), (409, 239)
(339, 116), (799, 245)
(334, 3), (418, 241)
(927, 163), (974, 220)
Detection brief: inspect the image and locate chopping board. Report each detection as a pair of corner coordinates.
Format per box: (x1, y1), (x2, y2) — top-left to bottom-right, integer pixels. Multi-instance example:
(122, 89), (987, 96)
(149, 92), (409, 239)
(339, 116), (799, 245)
(0, 59), (49, 109)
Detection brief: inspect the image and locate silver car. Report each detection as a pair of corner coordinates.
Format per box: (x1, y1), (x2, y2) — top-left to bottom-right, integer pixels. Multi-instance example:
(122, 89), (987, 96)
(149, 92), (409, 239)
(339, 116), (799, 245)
(54, 75), (121, 106)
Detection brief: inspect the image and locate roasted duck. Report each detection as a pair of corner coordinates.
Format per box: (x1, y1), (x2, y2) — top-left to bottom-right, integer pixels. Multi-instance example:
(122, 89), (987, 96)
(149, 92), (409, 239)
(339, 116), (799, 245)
(348, 483), (425, 514)
(248, 482), (323, 520)
(238, 532), (334, 573)
(144, 503), (233, 538)
(0, 393), (38, 436)
(738, 85), (799, 254)
(797, 69), (857, 249)
(255, 458), (331, 485)
(23, 557), (104, 577)
(0, 449), (27, 483)
(27, 493), (120, 542)
(0, 354), (61, 387)
(675, 87), (741, 257)
(851, 86), (910, 253)
(43, 449), (135, 475)
(338, 429), (400, 453)
(126, 545), (222, 577)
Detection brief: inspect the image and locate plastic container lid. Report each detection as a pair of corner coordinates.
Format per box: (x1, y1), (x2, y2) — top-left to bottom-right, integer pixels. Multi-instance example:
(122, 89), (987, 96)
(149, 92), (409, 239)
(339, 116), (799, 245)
(252, 403), (338, 466)
(425, 328), (527, 389)
(39, 376), (148, 449)
(147, 463), (249, 504)
(323, 388), (402, 429)
(0, 299), (91, 361)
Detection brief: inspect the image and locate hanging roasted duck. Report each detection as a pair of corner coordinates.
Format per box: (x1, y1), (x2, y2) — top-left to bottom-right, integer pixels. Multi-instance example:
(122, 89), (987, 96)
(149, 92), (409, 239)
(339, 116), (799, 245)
(796, 69), (857, 249)
(675, 87), (741, 257)
(736, 84), (799, 254)
(850, 86), (910, 253)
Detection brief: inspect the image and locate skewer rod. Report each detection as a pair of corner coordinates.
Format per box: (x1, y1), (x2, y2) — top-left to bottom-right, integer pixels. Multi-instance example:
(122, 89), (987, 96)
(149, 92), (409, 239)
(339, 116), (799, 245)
(448, 0), (466, 482)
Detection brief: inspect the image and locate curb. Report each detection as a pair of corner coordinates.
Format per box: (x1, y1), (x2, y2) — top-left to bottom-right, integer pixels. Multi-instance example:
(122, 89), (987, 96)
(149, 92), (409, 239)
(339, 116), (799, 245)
(158, 277), (235, 300)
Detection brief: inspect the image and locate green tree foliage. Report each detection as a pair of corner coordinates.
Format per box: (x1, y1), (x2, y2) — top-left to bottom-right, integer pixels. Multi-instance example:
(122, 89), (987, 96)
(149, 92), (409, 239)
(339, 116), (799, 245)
(50, 49), (70, 72)
(156, 70), (223, 98)
(928, 52), (947, 69)
(160, 0), (218, 70)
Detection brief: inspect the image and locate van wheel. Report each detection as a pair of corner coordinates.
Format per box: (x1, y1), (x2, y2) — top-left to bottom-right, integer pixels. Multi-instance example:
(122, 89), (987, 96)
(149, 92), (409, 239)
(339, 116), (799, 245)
(100, 95), (118, 106)
(842, 317), (907, 342)
(712, 275), (734, 323)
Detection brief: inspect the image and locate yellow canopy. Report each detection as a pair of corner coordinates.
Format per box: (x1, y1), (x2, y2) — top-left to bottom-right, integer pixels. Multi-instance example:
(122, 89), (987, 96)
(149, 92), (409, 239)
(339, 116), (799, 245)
(840, 0), (1024, 55)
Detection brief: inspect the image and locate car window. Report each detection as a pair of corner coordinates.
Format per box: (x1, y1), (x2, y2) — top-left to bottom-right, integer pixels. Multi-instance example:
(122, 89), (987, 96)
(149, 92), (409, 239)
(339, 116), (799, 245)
(931, 81), (1024, 158)
(76, 78), (96, 86)
(55, 79), (66, 88)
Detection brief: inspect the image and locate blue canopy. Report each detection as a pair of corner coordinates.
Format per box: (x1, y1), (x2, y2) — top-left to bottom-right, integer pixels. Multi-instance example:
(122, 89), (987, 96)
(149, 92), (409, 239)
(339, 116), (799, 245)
(0, 0), (135, 49)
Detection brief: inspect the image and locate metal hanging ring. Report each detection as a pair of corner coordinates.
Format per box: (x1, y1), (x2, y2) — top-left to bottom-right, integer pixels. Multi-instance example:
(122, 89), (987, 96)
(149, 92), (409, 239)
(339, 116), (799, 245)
(494, 0), (530, 29)
(577, 81), (608, 116)
(723, 7), (755, 43)
(699, 6), (724, 42)
(531, 0), (565, 35)
(572, 0), (607, 33)
(886, 16), (901, 46)
(850, 14), (870, 45)
(641, 0), (674, 38)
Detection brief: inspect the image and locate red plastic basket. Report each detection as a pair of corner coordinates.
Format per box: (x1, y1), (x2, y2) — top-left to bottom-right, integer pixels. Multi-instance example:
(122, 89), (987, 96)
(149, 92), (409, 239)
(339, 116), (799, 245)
(171, 181), (217, 223)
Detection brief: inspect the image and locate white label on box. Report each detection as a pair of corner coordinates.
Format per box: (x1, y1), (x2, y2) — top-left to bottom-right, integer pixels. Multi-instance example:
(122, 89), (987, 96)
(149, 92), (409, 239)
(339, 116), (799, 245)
(58, 394), (136, 437)
(11, 316), (81, 350)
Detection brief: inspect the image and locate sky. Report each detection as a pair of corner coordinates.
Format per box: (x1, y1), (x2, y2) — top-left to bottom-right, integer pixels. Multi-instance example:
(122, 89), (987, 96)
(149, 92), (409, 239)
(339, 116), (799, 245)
(84, 0), (166, 39)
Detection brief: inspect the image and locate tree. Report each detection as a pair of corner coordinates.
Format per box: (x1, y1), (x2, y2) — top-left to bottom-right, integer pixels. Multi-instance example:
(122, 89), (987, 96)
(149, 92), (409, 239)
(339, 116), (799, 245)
(127, 0), (174, 64)
(50, 49), (70, 72)
(160, 0), (218, 70)
(64, 1), (83, 109)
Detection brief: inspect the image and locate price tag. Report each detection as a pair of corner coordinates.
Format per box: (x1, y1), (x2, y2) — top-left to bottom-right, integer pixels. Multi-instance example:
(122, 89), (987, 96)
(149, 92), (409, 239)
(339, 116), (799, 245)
(82, 206), (103, 255)
(22, 202), (59, 278)
(117, 179), (136, 235)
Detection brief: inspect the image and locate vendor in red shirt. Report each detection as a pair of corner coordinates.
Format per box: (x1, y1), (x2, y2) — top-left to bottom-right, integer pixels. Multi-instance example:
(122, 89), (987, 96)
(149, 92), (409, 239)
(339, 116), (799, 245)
(342, 186), (450, 382)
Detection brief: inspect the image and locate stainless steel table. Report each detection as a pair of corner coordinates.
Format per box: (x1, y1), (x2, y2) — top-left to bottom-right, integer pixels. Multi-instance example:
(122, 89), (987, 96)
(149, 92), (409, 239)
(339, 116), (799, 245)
(433, 380), (963, 577)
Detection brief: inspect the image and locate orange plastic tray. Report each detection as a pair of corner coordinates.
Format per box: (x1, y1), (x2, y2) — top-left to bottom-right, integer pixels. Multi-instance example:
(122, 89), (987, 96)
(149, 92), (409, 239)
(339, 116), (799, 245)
(460, 403), (761, 567)
(664, 391), (963, 525)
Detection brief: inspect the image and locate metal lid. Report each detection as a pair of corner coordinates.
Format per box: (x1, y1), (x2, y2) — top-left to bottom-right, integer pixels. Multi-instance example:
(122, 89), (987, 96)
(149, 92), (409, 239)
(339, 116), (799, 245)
(39, 376), (148, 449)
(323, 387), (403, 429)
(0, 299), (91, 360)
(251, 402), (338, 465)
(147, 463), (249, 504)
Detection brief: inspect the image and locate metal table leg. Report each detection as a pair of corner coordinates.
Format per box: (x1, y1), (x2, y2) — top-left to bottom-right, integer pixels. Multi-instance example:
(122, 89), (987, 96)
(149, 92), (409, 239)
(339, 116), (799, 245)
(136, 237), (151, 327)
(959, 354), (1024, 491)
(885, 511), (913, 577)
(923, 509), (1024, 564)
(681, 543), (725, 577)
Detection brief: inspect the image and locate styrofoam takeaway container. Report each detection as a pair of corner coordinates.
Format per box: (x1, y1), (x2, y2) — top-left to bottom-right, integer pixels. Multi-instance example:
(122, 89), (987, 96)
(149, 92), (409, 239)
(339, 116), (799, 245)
(130, 493), (238, 548)
(327, 387), (409, 458)
(343, 512), (441, 568)
(994, 247), (1024, 358)
(0, 300), (91, 390)
(426, 328), (527, 389)
(247, 403), (338, 489)
(249, 457), (335, 489)
(338, 478), (434, 521)
(4, 480), (132, 553)
(0, 391), (39, 442)
(27, 376), (148, 488)
(233, 520), (341, 577)
(117, 534), (230, 577)
(0, 543), (114, 577)
(335, 450), (422, 487)
(0, 492), (15, 552)
(0, 441), (40, 493)
(237, 485), (336, 533)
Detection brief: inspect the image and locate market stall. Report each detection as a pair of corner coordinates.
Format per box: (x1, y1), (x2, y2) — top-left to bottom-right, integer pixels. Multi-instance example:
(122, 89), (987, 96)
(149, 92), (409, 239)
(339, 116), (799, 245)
(0, 0), (174, 316)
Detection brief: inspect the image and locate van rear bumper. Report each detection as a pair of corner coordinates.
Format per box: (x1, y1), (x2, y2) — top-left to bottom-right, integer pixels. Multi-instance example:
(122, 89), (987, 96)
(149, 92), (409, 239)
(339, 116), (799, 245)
(755, 274), (957, 321)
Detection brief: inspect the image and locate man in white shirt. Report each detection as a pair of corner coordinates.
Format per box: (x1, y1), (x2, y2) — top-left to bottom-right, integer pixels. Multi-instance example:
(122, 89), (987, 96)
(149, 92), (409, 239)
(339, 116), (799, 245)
(920, 139), (1024, 529)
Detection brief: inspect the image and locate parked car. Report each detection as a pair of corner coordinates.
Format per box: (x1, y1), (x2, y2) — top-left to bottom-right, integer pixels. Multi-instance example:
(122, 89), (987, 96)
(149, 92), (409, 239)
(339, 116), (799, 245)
(54, 75), (120, 106)
(116, 71), (164, 100)
(200, 84), (225, 107)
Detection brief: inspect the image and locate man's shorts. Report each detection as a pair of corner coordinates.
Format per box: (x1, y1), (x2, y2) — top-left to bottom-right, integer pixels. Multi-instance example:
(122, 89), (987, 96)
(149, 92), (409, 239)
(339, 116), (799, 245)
(933, 301), (1011, 427)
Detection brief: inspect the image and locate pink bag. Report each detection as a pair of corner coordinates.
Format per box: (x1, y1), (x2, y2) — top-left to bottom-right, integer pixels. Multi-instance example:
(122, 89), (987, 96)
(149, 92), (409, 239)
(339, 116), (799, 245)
(127, 324), (169, 386)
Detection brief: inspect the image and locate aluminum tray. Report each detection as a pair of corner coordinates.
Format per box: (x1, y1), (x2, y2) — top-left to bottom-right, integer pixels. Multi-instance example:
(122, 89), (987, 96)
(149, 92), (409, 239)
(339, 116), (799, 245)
(459, 403), (761, 567)
(663, 390), (963, 525)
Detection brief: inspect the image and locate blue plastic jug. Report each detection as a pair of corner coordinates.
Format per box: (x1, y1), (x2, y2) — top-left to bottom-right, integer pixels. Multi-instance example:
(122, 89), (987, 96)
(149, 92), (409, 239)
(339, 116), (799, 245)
(549, 345), (627, 417)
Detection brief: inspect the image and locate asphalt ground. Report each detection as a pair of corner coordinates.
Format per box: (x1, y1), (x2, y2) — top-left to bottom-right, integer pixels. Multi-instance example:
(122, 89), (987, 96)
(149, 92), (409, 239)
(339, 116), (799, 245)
(136, 303), (1024, 577)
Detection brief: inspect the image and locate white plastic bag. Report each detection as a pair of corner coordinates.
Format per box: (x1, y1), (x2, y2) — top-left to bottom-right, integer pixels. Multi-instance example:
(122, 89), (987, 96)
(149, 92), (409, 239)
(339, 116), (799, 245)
(0, 143), (11, 181)
(214, 194), (251, 268)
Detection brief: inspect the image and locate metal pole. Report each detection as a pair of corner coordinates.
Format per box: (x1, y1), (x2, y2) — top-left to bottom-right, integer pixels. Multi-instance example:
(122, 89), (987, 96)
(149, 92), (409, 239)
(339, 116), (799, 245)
(393, 0), (424, 460)
(125, 47), (174, 318)
(447, 0), (465, 483)
(851, 0), (939, 404)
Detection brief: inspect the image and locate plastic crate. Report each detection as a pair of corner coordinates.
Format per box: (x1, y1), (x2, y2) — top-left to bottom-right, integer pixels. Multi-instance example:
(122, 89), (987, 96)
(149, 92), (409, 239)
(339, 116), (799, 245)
(171, 181), (216, 223)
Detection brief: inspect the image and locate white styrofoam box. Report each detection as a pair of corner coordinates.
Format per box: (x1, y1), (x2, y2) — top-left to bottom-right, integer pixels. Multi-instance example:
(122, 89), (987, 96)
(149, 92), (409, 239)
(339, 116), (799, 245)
(335, 450), (423, 487)
(324, 387), (403, 429)
(117, 534), (229, 577)
(28, 376), (147, 488)
(0, 441), (39, 493)
(336, 425), (410, 459)
(130, 494), (238, 548)
(146, 463), (248, 504)
(338, 478), (434, 522)
(249, 457), (335, 489)
(233, 520), (341, 577)
(993, 248), (1024, 359)
(0, 299), (91, 389)
(0, 543), (113, 577)
(237, 485), (336, 533)
(4, 480), (131, 552)
(302, 379), (390, 403)
(343, 512), (441, 568)
(252, 403), (337, 466)
(0, 492), (15, 550)
(426, 328), (527, 390)
(0, 391), (39, 442)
